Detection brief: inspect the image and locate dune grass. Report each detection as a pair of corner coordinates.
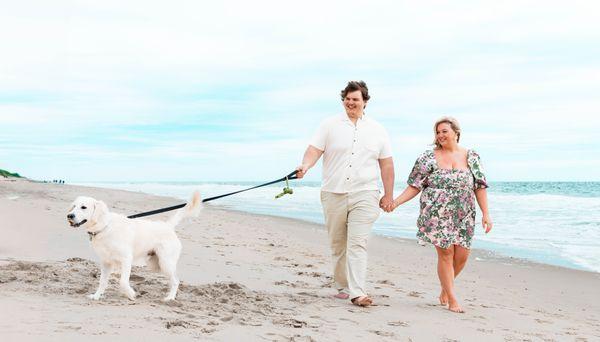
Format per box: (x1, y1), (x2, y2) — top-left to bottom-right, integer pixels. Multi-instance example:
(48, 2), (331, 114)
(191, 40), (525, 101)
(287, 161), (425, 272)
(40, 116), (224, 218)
(0, 168), (22, 178)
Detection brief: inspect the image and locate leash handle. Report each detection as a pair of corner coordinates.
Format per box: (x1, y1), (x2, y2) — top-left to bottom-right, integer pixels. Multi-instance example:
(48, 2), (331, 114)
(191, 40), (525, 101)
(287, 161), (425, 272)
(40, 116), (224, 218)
(127, 170), (300, 219)
(286, 170), (299, 179)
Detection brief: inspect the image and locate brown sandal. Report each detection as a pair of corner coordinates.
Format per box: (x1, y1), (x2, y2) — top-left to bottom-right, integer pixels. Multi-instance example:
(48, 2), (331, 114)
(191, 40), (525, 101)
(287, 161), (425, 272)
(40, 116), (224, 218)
(351, 296), (373, 307)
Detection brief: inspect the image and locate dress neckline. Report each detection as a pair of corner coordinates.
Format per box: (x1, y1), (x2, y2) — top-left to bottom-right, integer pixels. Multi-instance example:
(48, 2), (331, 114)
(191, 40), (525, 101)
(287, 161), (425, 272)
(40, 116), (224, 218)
(430, 149), (471, 172)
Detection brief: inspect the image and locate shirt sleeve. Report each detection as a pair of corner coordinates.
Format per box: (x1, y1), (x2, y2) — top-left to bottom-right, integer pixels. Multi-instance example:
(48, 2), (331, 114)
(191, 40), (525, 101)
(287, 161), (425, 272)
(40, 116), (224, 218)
(468, 150), (489, 190)
(309, 120), (329, 151)
(407, 152), (430, 190)
(378, 128), (393, 159)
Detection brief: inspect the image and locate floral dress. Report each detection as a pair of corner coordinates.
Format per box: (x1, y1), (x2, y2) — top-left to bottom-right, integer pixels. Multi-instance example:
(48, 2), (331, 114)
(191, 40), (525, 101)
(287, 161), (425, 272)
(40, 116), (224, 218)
(407, 149), (488, 249)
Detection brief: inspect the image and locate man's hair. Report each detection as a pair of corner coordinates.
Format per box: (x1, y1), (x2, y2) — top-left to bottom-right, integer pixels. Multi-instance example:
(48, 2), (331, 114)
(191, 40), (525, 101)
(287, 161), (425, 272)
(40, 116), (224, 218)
(340, 80), (370, 102)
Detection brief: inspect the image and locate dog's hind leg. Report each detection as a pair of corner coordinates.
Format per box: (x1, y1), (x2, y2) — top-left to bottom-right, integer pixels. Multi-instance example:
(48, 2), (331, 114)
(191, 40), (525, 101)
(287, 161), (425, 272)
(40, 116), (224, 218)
(157, 249), (180, 301)
(119, 256), (136, 300)
(88, 262), (111, 300)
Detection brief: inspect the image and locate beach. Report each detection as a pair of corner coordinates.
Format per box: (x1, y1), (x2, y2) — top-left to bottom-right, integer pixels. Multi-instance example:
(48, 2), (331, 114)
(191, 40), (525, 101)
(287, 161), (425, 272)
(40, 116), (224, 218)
(1, 178), (599, 341)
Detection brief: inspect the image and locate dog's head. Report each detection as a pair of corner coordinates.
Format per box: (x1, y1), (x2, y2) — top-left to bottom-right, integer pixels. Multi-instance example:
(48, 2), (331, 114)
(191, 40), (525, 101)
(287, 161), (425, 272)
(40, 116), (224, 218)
(67, 196), (109, 229)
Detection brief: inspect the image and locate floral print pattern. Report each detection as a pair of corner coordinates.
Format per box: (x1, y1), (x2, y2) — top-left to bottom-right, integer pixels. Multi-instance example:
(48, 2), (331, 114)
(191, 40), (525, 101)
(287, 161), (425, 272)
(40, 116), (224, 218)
(407, 149), (488, 249)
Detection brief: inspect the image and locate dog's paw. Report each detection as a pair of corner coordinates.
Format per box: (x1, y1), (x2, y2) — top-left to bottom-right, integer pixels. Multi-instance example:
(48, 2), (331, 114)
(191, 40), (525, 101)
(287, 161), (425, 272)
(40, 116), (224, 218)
(162, 295), (176, 302)
(123, 288), (136, 301)
(87, 293), (102, 300)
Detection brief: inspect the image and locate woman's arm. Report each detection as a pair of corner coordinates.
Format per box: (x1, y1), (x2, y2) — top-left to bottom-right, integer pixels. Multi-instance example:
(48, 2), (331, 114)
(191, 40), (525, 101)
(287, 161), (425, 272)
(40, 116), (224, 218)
(475, 188), (493, 233)
(392, 185), (420, 209)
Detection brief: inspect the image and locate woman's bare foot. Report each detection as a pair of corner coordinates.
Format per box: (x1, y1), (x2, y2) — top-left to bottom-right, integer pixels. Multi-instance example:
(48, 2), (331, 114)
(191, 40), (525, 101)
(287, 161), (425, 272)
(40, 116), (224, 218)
(448, 298), (464, 313)
(439, 289), (449, 305)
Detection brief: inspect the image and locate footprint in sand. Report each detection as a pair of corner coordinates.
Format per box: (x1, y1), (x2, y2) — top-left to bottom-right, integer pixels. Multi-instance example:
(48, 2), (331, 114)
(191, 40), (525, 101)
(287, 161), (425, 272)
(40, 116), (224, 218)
(376, 279), (396, 286)
(369, 330), (394, 337)
(296, 271), (324, 278)
(339, 317), (359, 324)
(388, 321), (409, 327)
(129, 274), (145, 282)
(273, 318), (308, 328)
(274, 280), (311, 288)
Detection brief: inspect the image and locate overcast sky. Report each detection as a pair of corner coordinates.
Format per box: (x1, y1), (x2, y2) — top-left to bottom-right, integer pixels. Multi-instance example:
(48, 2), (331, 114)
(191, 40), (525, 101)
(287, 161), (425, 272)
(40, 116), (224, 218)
(1, 1), (599, 182)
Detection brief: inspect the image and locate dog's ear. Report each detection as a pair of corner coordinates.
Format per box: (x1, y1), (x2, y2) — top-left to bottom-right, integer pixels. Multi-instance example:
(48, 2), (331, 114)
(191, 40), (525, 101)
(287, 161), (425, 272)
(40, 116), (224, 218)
(91, 200), (109, 226)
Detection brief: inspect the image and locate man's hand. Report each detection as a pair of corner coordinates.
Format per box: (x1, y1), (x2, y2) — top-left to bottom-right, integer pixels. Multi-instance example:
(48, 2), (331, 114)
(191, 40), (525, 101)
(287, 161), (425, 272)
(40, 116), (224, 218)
(296, 164), (309, 179)
(297, 146), (324, 179)
(379, 193), (394, 212)
(378, 157), (394, 212)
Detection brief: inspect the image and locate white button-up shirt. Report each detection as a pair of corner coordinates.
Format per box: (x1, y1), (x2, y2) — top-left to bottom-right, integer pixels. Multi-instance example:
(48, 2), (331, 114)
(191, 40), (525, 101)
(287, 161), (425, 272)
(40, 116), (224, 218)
(310, 114), (393, 194)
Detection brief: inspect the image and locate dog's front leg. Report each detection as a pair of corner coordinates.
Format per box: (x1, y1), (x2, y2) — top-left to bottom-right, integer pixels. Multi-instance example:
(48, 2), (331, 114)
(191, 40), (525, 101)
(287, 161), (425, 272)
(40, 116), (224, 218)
(119, 256), (136, 300)
(88, 262), (111, 300)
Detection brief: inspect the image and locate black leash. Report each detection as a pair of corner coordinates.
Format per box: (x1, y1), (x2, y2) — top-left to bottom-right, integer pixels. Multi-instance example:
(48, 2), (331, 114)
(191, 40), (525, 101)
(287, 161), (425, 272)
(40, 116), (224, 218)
(127, 170), (299, 219)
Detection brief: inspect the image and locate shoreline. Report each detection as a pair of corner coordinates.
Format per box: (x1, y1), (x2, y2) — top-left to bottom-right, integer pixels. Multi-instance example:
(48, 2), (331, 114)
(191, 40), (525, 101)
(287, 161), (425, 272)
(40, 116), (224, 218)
(1, 178), (599, 341)
(4, 177), (599, 275)
(213, 204), (600, 276)
(68, 179), (600, 275)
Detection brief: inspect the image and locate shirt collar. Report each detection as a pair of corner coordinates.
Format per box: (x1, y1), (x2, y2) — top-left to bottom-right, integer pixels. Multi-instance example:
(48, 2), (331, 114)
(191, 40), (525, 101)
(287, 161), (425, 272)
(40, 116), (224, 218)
(339, 113), (367, 125)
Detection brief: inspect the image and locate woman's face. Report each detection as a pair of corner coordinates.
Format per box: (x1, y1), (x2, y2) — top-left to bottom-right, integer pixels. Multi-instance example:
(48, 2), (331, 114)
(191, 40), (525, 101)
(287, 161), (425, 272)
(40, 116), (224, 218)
(343, 90), (366, 117)
(436, 122), (457, 147)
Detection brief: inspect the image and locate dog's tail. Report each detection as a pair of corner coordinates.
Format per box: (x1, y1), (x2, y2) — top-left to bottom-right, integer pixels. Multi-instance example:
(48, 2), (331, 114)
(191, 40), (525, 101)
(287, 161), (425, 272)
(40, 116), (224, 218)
(168, 191), (202, 227)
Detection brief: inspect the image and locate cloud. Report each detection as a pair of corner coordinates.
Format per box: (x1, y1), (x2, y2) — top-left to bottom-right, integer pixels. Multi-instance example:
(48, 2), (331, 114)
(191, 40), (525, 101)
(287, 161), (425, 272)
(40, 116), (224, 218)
(1, 1), (599, 181)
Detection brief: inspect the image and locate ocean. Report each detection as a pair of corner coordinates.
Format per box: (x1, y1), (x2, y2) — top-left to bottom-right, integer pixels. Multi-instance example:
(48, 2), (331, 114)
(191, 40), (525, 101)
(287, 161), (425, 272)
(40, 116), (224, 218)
(73, 180), (600, 273)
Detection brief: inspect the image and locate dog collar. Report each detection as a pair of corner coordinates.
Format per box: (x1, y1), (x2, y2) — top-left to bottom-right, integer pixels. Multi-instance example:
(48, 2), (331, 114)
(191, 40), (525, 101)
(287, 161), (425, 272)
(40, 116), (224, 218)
(87, 224), (108, 241)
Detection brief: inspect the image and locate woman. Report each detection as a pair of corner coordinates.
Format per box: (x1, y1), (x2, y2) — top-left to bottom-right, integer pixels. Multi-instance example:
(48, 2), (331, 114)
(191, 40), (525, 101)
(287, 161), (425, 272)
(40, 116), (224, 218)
(392, 116), (492, 313)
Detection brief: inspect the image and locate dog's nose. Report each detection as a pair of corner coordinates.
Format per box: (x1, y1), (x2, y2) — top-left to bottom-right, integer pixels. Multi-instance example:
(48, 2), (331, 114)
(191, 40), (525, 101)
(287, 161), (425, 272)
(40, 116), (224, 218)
(67, 213), (75, 220)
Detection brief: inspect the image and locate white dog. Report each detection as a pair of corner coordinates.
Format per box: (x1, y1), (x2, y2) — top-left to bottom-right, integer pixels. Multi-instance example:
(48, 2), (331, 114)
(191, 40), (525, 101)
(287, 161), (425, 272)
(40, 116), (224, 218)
(67, 192), (201, 301)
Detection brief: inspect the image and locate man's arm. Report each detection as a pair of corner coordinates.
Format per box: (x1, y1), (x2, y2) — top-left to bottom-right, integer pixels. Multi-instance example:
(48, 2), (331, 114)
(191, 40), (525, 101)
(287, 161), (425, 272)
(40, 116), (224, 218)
(296, 145), (324, 179)
(378, 157), (395, 212)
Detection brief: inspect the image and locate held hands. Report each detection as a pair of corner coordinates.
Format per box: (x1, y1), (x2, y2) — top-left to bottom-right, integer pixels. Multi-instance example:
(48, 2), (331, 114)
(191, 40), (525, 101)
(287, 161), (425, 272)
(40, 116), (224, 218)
(379, 194), (394, 212)
(482, 214), (493, 233)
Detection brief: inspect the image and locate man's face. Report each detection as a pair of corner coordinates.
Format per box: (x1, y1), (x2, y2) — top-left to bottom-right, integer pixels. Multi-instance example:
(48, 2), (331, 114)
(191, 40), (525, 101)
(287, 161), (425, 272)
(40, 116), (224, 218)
(343, 90), (366, 117)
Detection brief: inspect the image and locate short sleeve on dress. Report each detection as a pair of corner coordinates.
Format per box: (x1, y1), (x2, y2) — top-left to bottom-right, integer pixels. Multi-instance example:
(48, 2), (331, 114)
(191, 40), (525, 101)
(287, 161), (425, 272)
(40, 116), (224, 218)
(407, 151), (431, 190)
(467, 150), (489, 189)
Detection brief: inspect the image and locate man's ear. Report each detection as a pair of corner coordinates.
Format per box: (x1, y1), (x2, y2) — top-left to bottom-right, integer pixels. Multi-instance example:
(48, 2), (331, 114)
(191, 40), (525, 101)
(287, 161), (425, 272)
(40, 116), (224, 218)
(91, 200), (108, 225)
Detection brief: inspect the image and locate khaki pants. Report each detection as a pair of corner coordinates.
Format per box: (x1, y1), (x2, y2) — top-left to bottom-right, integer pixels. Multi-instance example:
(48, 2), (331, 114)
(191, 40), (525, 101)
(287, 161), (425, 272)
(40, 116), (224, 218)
(320, 190), (380, 298)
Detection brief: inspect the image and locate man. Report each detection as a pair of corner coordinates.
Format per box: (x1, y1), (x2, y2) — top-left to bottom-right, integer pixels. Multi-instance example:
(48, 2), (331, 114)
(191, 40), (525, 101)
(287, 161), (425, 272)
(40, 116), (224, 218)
(296, 81), (394, 306)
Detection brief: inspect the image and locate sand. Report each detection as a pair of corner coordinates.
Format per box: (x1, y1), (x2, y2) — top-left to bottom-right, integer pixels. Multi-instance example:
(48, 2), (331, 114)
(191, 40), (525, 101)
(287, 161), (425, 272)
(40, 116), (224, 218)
(1, 178), (599, 341)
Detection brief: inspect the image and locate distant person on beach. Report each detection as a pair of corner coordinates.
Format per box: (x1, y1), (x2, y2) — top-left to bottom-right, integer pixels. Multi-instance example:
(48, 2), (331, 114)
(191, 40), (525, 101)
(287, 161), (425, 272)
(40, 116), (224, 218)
(296, 81), (395, 307)
(391, 116), (492, 313)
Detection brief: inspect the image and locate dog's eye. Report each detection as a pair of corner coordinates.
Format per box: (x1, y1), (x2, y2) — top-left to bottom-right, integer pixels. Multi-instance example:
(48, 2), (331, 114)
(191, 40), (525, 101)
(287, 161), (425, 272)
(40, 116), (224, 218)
(81, 206), (87, 210)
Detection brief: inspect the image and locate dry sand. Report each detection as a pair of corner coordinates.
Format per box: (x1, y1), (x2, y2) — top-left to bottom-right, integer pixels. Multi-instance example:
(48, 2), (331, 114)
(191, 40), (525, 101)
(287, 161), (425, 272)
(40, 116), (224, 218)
(1, 178), (599, 341)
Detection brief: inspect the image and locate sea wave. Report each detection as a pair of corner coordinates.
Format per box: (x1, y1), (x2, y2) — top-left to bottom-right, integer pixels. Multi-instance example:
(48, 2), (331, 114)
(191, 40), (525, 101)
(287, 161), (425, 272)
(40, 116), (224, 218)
(74, 181), (600, 273)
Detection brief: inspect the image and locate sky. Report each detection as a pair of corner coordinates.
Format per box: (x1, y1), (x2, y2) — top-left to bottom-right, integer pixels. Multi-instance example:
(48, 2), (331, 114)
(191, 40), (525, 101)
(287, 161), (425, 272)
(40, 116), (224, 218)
(1, 1), (599, 182)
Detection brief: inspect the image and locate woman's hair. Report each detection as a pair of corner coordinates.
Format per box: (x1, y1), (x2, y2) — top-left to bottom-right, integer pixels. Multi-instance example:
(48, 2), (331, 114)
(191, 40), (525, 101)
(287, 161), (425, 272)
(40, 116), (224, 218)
(340, 80), (370, 103)
(433, 116), (461, 148)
